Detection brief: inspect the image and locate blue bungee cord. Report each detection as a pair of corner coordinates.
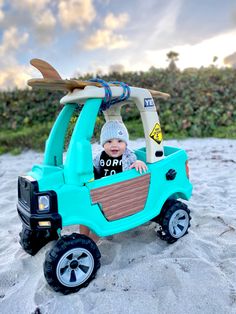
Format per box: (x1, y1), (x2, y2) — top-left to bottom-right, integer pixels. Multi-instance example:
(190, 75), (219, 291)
(89, 78), (112, 111)
(89, 78), (130, 111)
(109, 81), (131, 105)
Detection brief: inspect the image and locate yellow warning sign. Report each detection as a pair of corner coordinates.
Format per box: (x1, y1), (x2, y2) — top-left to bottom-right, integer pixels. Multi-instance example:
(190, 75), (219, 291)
(149, 123), (163, 144)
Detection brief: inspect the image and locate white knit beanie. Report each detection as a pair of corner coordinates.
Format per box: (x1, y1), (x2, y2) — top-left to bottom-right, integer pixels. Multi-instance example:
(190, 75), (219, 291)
(100, 120), (129, 146)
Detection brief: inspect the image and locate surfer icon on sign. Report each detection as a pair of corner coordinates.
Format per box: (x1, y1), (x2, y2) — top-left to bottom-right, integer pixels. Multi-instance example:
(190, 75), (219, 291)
(149, 123), (163, 144)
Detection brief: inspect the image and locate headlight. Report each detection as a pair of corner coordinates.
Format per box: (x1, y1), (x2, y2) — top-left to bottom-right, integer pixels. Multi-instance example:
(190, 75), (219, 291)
(38, 195), (50, 211)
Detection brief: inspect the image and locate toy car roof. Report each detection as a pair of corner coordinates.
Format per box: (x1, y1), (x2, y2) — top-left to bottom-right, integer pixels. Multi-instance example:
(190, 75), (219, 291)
(28, 59), (169, 163)
(27, 58), (170, 100)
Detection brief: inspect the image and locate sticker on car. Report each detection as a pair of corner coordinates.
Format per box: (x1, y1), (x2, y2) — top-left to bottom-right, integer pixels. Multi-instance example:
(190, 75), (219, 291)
(144, 98), (155, 108)
(149, 123), (163, 144)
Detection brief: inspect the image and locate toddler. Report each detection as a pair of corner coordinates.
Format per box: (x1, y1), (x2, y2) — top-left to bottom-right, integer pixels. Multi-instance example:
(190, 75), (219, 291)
(80, 120), (147, 241)
(93, 120), (147, 178)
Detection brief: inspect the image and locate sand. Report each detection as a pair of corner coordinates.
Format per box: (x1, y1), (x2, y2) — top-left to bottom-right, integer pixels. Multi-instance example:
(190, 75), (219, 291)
(0, 138), (236, 314)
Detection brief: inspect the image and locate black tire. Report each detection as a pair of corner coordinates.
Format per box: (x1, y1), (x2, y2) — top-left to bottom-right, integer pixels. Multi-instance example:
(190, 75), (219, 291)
(19, 225), (59, 256)
(157, 200), (191, 243)
(44, 233), (101, 294)
(151, 198), (176, 224)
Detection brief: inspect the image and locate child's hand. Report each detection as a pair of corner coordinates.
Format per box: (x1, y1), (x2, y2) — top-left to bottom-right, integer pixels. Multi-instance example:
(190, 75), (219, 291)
(130, 160), (148, 174)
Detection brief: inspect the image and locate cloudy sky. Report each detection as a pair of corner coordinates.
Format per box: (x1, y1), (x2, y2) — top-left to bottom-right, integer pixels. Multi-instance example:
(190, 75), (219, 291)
(0, 0), (236, 89)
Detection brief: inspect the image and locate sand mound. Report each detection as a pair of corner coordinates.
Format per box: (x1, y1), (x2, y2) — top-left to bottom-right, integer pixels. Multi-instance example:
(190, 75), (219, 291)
(0, 139), (236, 314)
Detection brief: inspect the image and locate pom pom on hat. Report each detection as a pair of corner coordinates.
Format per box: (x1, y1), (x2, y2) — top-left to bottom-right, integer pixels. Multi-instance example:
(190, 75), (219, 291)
(100, 120), (129, 146)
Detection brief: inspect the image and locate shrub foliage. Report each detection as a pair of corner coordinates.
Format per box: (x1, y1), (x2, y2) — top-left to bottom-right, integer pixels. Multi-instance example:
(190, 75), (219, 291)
(0, 67), (235, 153)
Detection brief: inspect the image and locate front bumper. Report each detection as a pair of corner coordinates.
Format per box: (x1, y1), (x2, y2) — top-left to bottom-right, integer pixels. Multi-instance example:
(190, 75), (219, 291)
(17, 176), (62, 231)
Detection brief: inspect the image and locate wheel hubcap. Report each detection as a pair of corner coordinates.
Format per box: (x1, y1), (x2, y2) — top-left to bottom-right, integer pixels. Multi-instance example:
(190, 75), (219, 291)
(56, 248), (94, 287)
(70, 260), (79, 269)
(169, 209), (189, 238)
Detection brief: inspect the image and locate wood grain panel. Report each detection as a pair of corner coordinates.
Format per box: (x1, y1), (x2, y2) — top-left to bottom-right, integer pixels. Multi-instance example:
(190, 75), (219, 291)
(90, 174), (150, 221)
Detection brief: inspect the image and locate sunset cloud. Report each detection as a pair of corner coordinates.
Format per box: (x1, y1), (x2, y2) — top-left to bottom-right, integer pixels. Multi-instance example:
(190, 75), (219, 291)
(146, 0), (183, 48)
(0, 65), (33, 90)
(104, 13), (129, 30)
(33, 9), (56, 43)
(224, 51), (236, 67)
(84, 28), (130, 50)
(58, 0), (96, 30)
(0, 27), (30, 89)
(9, 0), (55, 44)
(0, 0), (4, 21)
(0, 27), (29, 59)
(0, 0), (234, 89)
(146, 30), (236, 69)
(11, 0), (51, 14)
(84, 12), (130, 50)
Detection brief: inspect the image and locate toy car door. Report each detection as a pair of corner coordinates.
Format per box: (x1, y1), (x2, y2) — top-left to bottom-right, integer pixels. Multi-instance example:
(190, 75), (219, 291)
(89, 172), (150, 221)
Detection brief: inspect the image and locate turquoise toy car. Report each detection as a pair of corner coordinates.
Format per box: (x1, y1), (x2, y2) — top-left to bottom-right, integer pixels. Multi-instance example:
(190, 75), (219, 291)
(17, 59), (193, 294)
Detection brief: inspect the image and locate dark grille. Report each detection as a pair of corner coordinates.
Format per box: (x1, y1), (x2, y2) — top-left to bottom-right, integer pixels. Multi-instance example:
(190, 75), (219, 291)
(17, 175), (61, 231)
(18, 176), (38, 211)
(18, 177), (31, 207)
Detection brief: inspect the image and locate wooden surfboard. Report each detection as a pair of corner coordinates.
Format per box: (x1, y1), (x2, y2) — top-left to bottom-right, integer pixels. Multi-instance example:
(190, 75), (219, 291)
(28, 59), (170, 99)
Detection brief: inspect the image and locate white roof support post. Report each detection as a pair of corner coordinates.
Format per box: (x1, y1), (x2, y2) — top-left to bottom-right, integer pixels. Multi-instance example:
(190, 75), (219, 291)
(140, 110), (164, 163)
(103, 103), (123, 122)
(131, 89), (164, 163)
(60, 85), (165, 163)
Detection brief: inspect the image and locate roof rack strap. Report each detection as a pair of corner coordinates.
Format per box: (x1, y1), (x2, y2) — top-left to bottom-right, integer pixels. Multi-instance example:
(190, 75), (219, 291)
(89, 79), (130, 111)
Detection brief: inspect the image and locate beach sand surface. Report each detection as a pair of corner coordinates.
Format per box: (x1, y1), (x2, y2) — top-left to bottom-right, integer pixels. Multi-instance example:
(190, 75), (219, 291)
(0, 138), (236, 314)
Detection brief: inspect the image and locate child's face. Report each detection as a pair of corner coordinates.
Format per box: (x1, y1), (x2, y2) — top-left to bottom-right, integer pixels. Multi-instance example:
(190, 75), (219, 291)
(103, 139), (127, 158)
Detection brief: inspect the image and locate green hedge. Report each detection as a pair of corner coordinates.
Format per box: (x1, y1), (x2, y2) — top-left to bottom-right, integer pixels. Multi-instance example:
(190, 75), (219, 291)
(0, 67), (236, 153)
